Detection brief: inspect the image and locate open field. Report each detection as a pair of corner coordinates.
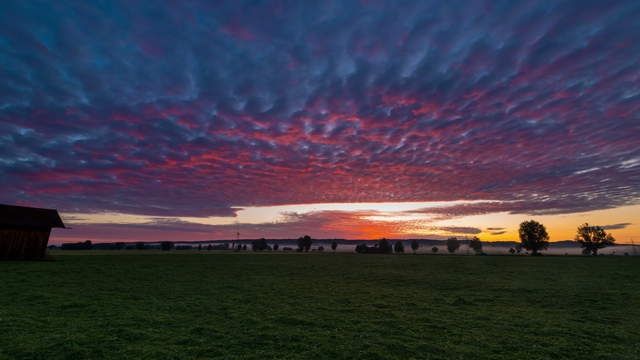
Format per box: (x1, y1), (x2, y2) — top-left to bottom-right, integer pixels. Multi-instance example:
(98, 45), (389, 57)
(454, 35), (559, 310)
(1, 252), (639, 360)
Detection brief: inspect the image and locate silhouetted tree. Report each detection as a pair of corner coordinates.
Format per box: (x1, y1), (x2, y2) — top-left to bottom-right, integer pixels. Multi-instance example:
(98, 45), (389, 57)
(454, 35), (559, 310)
(378, 238), (393, 254)
(394, 241), (405, 253)
(431, 246), (438, 253)
(242, 245), (247, 251)
(575, 223), (616, 256)
(509, 247), (515, 254)
(410, 239), (419, 254)
(207, 244), (212, 251)
(318, 246), (324, 252)
(136, 242), (145, 250)
(331, 240), (338, 252)
(252, 238), (269, 251)
(468, 236), (483, 254)
(446, 237), (460, 254)
(160, 241), (174, 251)
(198, 244), (202, 251)
(297, 235), (313, 252)
(518, 220), (549, 256)
(273, 243), (279, 251)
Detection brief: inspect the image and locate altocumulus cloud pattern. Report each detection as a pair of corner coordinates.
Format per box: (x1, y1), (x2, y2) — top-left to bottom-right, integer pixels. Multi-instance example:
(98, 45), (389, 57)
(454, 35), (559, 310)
(1, 0), (639, 219)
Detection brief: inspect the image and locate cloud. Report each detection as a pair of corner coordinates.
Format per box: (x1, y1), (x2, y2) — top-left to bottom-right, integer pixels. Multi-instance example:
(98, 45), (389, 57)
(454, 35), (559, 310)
(1, 0), (639, 228)
(489, 231), (507, 235)
(487, 227), (504, 231)
(434, 226), (482, 235)
(601, 223), (632, 230)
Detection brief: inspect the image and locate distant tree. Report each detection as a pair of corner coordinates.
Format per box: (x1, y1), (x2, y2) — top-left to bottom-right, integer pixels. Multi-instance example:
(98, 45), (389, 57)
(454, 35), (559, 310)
(160, 241), (174, 251)
(394, 241), (405, 253)
(207, 244), (212, 251)
(297, 235), (313, 252)
(331, 240), (338, 252)
(518, 220), (549, 256)
(575, 223), (616, 256)
(410, 240), (419, 254)
(114, 242), (125, 250)
(378, 238), (393, 254)
(318, 246), (324, 252)
(446, 237), (460, 254)
(136, 242), (145, 250)
(198, 244), (202, 251)
(468, 236), (483, 254)
(509, 247), (515, 255)
(252, 238), (269, 251)
(273, 243), (279, 251)
(431, 246), (438, 253)
(242, 244), (247, 250)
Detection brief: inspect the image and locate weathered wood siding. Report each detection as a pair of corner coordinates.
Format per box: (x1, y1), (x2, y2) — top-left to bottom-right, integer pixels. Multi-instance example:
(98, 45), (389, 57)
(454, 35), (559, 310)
(0, 228), (51, 260)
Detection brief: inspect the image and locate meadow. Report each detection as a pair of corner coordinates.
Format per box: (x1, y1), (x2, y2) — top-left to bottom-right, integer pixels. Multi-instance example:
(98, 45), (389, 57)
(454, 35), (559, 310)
(1, 252), (639, 360)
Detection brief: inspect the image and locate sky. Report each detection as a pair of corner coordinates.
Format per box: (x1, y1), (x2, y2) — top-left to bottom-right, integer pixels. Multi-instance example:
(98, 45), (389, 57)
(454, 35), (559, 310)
(1, 0), (639, 244)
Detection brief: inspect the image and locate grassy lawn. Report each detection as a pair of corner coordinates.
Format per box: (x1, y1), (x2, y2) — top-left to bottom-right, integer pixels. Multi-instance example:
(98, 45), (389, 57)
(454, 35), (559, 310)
(1, 252), (639, 360)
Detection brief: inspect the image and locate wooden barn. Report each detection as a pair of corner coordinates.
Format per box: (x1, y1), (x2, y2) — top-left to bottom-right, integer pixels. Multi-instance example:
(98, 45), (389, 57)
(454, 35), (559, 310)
(0, 204), (66, 260)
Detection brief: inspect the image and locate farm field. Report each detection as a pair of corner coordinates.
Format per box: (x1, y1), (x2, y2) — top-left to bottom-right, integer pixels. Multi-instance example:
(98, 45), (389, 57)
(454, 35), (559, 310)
(1, 252), (639, 360)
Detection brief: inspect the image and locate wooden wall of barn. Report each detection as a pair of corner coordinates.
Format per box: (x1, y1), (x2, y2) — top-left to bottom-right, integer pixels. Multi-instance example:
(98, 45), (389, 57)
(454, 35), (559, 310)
(0, 228), (51, 260)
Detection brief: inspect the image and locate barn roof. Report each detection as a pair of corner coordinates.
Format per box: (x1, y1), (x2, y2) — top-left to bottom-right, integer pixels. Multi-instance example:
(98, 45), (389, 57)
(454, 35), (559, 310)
(0, 204), (66, 229)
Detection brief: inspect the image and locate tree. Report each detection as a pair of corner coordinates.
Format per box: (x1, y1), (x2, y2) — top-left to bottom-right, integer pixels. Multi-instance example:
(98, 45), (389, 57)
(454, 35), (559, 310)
(468, 236), (483, 255)
(518, 220), (549, 256)
(252, 238), (269, 251)
(410, 240), (419, 254)
(273, 243), (279, 251)
(160, 241), (174, 251)
(394, 241), (405, 253)
(446, 237), (460, 254)
(378, 238), (393, 254)
(297, 235), (312, 252)
(207, 244), (212, 251)
(198, 244), (202, 251)
(297, 235), (313, 252)
(331, 240), (338, 252)
(135, 242), (145, 250)
(508, 247), (515, 255)
(431, 246), (438, 254)
(575, 223), (615, 256)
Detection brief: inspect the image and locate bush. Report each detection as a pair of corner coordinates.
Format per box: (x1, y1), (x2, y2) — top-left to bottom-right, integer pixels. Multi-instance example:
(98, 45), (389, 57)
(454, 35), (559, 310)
(355, 239), (393, 254)
(394, 241), (405, 253)
(431, 246), (438, 253)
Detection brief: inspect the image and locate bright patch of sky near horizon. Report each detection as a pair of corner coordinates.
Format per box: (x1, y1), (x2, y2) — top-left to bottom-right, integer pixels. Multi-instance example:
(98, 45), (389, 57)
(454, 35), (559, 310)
(55, 202), (640, 244)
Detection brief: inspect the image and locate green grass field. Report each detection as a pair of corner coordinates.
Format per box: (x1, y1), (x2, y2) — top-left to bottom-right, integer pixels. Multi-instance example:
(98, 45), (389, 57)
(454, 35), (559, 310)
(1, 252), (639, 360)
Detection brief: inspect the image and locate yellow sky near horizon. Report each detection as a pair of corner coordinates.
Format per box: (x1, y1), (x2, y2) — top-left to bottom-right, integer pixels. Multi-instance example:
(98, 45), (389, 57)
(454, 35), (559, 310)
(57, 201), (640, 243)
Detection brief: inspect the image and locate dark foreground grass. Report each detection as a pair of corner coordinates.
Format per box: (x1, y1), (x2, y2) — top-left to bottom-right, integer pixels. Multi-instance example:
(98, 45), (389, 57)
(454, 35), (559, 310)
(1, 252), (639, 360)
